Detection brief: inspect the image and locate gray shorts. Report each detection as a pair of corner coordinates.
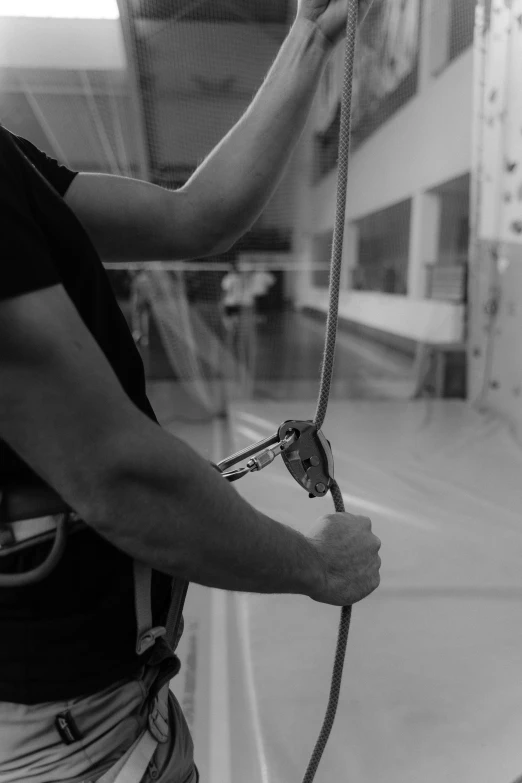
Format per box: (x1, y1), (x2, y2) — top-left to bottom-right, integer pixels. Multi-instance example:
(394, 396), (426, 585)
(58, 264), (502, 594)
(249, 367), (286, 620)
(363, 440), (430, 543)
(0, 666), (199, 783)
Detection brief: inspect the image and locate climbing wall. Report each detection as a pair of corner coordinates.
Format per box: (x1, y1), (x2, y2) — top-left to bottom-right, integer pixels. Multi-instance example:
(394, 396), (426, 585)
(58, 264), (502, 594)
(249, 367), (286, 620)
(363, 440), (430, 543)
(468, 0), (522, 426)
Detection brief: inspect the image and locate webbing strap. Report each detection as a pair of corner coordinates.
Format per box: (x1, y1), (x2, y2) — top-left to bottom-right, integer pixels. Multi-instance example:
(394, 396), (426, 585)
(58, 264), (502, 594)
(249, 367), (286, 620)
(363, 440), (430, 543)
(82, 566), (175, 782)
(165, 578), (189, 651)
(133, 561), (166, 655)
(94, 730), (157, 783)
(0, 515), (58, 546)
(111, 732), (158, 783)
(93, 683), (170, 783)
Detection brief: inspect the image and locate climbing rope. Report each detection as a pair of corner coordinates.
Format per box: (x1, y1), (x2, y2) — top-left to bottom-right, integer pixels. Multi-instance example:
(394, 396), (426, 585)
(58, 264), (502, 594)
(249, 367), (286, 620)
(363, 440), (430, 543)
(314, 0), (359, 432)
(219, 4), (374, 779)
(303, 1), (362, 780)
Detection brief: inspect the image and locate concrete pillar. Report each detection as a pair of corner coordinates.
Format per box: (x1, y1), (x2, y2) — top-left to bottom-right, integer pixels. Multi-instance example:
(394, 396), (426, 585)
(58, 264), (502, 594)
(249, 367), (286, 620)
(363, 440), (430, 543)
(407, 190), (441, 299)
(421, 0), (452, 81)
(292, 232), (317, 309)
(342, 220), (359, 290)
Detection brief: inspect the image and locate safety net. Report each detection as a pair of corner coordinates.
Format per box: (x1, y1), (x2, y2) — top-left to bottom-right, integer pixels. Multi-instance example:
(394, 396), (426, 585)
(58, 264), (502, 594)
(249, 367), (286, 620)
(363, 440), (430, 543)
(0, 0), (478, 421)
(96, 0), (476, 424)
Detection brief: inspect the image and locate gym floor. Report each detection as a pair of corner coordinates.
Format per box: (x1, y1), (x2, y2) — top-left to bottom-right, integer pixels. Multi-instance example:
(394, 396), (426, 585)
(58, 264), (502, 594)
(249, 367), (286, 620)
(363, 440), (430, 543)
(142, 310), (522, 783)
(144, 307), (418, 402)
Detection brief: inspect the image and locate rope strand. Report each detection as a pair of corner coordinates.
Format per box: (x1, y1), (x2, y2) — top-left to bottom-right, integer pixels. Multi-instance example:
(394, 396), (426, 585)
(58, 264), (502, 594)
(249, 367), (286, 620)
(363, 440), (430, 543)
(304, 2), (362, 780)
(314, 0), (359, 432)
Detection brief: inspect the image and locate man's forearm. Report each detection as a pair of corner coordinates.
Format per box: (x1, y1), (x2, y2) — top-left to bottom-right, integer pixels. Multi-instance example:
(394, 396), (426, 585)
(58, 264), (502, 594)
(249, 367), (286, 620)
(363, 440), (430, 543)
(182, 18), (329, 250)
(89, 418), (324, 597)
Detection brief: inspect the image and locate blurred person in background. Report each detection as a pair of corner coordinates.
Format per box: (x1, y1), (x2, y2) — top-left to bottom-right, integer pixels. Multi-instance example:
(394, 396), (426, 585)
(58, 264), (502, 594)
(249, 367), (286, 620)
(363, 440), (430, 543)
(130, 269), (152, 348)
(221, 262), (275, 330)
(221, 262), (275, 386)
(249, 263), (276, 322)
(220, 259), (245, 327)
(0, 2), (379, 782)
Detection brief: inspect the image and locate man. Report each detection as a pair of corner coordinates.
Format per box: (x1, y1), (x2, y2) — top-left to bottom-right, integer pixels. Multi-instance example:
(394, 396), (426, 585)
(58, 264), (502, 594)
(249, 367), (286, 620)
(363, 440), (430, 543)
(221, 261), (276, 388)
(221, 260), (245, 323)
(0, 1), (380, 781)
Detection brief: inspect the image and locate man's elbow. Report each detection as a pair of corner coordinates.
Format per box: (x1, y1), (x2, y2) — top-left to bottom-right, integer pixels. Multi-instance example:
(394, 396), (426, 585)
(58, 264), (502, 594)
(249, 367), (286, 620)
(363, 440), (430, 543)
(207, 234), (235, 257)
(181, 234), (233, 260)
(162, 187), (232, 260)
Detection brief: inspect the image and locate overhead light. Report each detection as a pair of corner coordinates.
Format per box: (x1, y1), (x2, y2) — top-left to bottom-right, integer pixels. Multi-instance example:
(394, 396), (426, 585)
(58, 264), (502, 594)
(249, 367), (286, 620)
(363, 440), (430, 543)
(0, 0), (119, 19)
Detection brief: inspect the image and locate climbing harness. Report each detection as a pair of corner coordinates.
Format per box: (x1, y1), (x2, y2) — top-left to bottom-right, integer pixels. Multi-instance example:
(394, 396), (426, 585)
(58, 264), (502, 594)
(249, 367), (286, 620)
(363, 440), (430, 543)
(0, 484), (188, 783)
(0, 490), (84, 587)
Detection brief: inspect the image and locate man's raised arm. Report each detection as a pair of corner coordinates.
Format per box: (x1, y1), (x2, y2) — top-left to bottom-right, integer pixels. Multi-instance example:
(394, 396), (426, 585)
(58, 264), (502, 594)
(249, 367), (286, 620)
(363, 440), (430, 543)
(64, 3), (359, 264)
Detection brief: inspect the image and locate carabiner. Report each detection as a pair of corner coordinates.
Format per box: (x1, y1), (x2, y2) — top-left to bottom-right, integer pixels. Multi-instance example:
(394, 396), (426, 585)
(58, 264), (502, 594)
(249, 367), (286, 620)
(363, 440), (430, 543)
(217, 431), (296, 482)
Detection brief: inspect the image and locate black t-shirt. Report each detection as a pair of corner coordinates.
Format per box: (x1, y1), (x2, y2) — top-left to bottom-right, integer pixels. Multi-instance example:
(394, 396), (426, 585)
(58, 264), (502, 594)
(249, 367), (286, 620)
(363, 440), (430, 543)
(0, 126), (174, 704)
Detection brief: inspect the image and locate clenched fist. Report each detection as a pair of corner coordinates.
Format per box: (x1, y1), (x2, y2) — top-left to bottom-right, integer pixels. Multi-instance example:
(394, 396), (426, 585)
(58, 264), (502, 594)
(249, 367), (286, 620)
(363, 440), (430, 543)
(306, 512), (381, 605)
(296, 0), (372, 48)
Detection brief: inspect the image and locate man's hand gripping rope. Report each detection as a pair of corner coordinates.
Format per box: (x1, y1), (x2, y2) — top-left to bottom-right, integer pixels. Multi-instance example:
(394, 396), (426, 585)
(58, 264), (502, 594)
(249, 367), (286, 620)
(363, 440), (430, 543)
(216, 422), (381, 607)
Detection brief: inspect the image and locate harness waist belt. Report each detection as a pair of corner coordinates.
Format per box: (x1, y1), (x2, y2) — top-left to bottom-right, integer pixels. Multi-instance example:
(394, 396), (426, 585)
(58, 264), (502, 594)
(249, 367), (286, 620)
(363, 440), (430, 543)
(2, 515), (60, 547)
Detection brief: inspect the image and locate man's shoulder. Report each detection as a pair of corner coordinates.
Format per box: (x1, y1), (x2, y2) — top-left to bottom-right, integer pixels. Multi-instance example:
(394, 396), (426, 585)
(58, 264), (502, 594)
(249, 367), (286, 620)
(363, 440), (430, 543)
(0, 127), (49, 172)
(0, 126), (25, 173)
(0, 124), (16, 152)
(0, 128), (27, 199)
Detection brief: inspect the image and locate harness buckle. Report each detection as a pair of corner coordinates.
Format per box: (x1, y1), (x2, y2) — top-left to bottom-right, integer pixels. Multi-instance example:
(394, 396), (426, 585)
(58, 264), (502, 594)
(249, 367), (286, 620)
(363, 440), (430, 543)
(148, 689), (169, 744)
(136, 626), (167, 656)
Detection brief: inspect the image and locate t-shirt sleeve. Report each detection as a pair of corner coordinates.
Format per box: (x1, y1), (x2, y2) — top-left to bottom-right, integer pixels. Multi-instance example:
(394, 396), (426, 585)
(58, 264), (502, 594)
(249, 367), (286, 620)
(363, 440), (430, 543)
(0, 158), (61, 302)
(12, 134), (78, 197)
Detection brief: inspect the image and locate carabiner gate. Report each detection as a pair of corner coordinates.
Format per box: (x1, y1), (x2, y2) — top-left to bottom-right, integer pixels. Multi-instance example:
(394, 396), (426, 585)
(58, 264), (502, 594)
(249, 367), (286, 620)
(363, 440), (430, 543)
(217, 431), (297, 482)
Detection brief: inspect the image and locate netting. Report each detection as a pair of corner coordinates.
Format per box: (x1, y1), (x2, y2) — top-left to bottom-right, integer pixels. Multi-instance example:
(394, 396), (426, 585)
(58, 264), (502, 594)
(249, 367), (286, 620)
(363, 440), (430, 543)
(114, 0), (473, 415)
(107, 258), (371, 417)
(0, 0), (478, 419)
